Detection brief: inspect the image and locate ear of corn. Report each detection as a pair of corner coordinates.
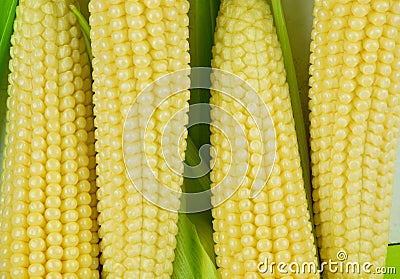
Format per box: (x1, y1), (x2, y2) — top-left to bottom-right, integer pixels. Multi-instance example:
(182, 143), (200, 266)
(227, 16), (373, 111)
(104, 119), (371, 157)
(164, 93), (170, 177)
(210, 0), (318, 278)
(88, 0), (190, 277)
(309, 0), (400, 277)
(0, 0), (98, 278)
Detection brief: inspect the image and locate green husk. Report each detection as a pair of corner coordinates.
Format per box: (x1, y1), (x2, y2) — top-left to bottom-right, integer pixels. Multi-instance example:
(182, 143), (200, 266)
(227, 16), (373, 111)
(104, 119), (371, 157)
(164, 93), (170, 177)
(172, 214), (219, 279)
(0, 0), (17, 81)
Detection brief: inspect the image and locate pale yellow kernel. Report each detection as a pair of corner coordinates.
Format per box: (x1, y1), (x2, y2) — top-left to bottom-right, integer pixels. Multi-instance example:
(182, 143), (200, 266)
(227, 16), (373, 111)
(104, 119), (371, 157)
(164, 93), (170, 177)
(271, 213), (286, 227)
(27, 212), (45, 226)
(239, 199), (252, 211)
(29, 251), (46, 264)
(143, 0), (161, 8)
(62, 234), (79, 248)
(29, 238), (46, 251)
(63, 247), (79, 260)
(61, 210), (79, 223)
(45, 246), (63, 261)
(46, 171), (61, 184)
(28, 263), (45, 276)
(46, 259), (62, 273)
(146, 8), (163, 23)
(27, 226), (45, 239)
(45, 184), (62, 197)
(62, 260), (79, 273)
(133, 41), (150, 55)
(78, 255), (92, 268)
(126, 2), (144, 16)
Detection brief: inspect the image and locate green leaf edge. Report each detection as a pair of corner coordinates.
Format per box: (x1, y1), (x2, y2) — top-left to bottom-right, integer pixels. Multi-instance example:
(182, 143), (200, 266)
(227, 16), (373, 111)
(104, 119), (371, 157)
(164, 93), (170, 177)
(172, 214), (220, 279)
(0, 0), (18, 81)
(270, 0), (320, 266)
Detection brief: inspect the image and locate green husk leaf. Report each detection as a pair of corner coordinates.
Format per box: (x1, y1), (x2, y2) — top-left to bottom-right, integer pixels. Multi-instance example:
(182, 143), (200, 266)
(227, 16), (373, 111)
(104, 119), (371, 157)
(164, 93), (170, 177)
(270, 0), (320, 263)
(172, 214), (219, 279)
(184, 136), (212, 193)
(187, 0), (220, 146)
(0, 0), (17, 80)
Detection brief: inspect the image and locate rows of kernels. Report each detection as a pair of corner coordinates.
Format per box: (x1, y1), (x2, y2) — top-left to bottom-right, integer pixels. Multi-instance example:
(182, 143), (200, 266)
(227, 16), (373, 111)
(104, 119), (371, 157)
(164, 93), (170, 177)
(210, 0), (318, 278)
(0, 2), (33, 277)
(90, 0), (128, 275)
(0, 0), (96, 278)
(308, 0), (343, 262)
(210, 1), (254, 273)
(330, 0), (369, 266)
(31, 2), (59, 278)
(349, 0), (383, 270)
(54, 5), (90, 277)
(260, 14), (317, 279)
(309, 0), (400, 278)
(74, 30), (96, 278)
(42, 5), (65, 278)
(368, 2), (400, 270)
(89, 0), (190, 277)
(153, 0), (190, 274)
(124, 0), (147, 275)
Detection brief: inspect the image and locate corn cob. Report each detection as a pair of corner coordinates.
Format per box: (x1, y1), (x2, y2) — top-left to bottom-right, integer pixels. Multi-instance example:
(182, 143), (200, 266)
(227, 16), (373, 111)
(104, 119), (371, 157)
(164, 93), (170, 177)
(309, 0), (400, 277)
(210, 0), (318, 278)
(0, 0), (98, 278)
(88, 0), (190, 277)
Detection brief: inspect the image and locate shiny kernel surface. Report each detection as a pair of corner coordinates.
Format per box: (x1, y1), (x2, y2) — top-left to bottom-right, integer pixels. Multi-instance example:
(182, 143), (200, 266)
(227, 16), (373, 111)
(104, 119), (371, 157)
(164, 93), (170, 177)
(0, 0), (97, 277)
(309, 0), (399, 277)
(89, 0), (190, 277)
(210, 0), (318, 278)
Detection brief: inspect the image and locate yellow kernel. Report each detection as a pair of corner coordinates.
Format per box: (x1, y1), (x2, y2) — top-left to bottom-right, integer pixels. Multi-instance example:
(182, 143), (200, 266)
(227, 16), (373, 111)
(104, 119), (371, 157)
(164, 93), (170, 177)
(28, 263), (45, 276)
(143, 0), (161, 9)
(29, 238), (46, 251)
(275, 250), (291, 263)
(62, 235), (79, 247)
(28, 252), (46, 264)
(61, 210), (79, 223)
(62, 260), (79, 273)
(126, 2), (144, 16)
(45, 259), (62, 272)
(45, 246), (63, 260)
(27, 213), (45, 226)
(10, 254), (29, 267)
(27, 226), (45, 239)
(63, 247), (79, 260)
(271, 213), (286, 227)
(45, 208), (61, 221)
